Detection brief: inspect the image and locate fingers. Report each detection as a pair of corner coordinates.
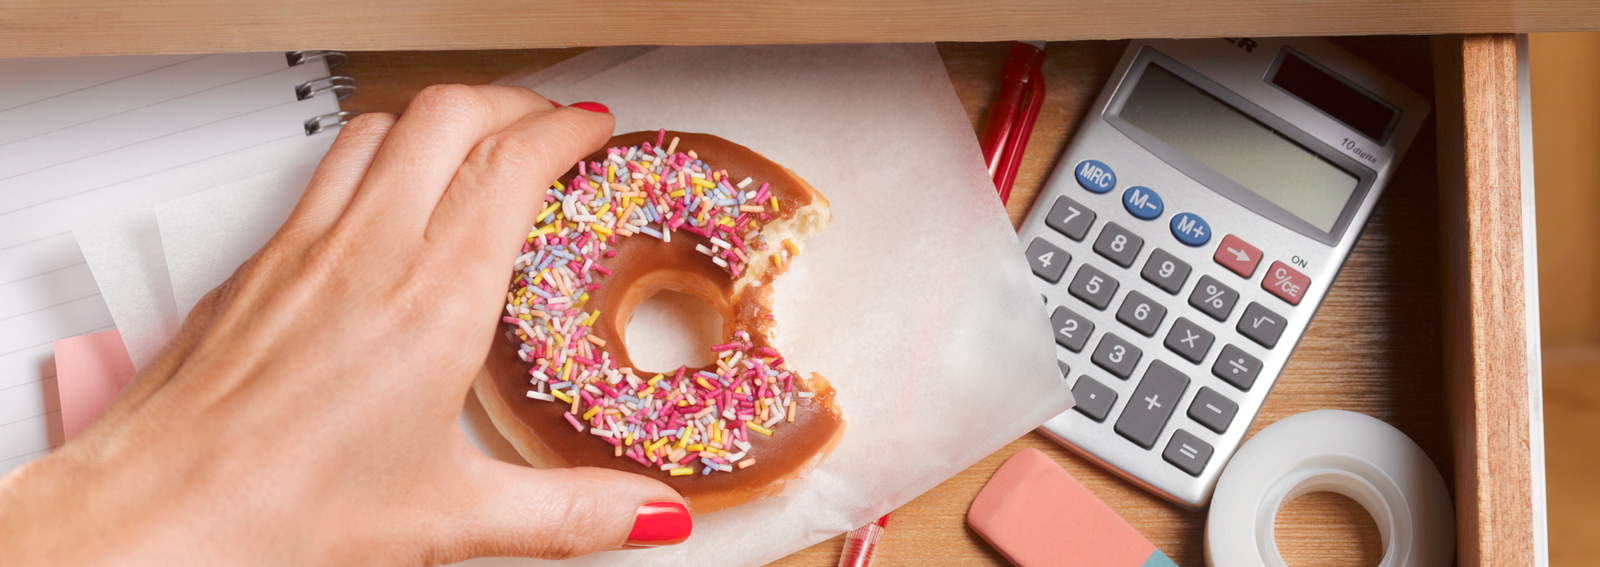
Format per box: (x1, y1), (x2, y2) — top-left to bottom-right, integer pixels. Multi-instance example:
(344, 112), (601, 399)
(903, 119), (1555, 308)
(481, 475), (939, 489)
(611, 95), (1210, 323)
(429, 459), (688, 562)
(275, 113), (397, 247)
(342, 85), (558, 236)
(425, 105), (614, 271)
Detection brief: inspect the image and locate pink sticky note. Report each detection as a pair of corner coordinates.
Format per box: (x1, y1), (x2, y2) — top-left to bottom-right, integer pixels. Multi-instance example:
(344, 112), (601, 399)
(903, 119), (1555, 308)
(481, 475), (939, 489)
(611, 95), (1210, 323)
(968, 448), (1175, 567)
(53, 329), (137, 441)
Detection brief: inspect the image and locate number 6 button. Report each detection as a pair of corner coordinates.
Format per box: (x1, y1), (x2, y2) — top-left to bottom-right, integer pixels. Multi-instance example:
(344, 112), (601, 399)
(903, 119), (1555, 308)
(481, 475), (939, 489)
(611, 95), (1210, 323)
(1116, 290), (1167, 336)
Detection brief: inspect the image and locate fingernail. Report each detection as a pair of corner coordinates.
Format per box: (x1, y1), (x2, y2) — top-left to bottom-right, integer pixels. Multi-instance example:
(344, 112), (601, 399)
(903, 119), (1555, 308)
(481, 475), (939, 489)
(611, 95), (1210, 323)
(623, 501), (691, 548)
(569, 101), (610, 113)
(548, 100), (563, 107)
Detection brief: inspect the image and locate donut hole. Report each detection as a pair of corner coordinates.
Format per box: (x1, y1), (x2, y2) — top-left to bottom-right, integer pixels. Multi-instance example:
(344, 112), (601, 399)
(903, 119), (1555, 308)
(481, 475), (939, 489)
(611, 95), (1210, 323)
(624, 289), (726, 371)
(1273, 491), (1384, 567)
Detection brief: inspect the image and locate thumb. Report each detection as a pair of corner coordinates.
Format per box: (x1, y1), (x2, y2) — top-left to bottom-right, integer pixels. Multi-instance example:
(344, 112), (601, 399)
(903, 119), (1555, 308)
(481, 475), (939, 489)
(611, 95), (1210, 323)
(434, 458), (691, 562)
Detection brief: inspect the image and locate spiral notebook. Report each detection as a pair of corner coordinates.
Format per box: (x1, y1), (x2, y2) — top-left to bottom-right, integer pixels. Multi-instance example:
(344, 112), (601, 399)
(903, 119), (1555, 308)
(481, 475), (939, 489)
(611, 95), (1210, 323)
(0, 51), (355, 472)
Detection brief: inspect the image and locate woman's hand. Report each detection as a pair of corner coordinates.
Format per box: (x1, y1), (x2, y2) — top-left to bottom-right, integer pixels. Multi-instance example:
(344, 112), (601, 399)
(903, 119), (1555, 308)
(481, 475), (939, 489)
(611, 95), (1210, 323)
(0, 86), (688, 566)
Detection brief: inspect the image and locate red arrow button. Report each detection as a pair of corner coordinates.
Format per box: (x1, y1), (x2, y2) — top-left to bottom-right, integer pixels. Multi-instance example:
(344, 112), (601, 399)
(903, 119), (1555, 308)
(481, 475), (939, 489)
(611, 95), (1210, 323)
(1213, 234), (1261, 278)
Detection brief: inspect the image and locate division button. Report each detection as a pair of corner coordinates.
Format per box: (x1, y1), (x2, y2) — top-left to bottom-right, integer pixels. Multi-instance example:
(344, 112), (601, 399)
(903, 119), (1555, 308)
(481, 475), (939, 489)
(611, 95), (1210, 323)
(1211, 344), (1264, 391)
(1122, 186), (1164, 220)
(1025, 237), (1071, 283)
(1213, 234), (1262, 278)
(1263, 261), (1311, 305)
(1075, 159), (1117, 194)
(1188, 275), (1240, 321)
(1162, 429), (1214, 477)
(1068, 264), (1120, 310)
(1169, 212), (1211, 247)
(1093, 222), (1144, 268)
(1187, 387), (1238, 433)
(1114, 360), (1190, 449)
(1140, 248), (1191, 294)
(1163, 317), (1215, 363)
(1091, 333), (1143, 379)
(1071, 375), (1117, 422)
(1238, 302), (1287, 348)
(1045, 195), (1096, 241)
(1050, 306), (1095, 353)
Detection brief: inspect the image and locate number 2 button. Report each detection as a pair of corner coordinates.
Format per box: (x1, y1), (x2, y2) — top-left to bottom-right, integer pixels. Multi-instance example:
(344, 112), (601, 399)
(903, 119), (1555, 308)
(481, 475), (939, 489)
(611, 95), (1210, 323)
(1050, 306), (1095, 353)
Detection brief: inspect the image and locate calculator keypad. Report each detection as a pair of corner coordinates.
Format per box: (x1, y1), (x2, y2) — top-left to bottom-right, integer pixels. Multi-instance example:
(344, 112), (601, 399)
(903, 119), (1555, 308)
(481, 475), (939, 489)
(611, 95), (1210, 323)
(1021, 154), (1318, 502)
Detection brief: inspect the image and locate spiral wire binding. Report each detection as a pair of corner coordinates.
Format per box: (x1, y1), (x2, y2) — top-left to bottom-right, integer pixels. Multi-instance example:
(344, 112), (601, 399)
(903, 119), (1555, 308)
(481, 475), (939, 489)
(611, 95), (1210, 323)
(288, 50), (360, 136)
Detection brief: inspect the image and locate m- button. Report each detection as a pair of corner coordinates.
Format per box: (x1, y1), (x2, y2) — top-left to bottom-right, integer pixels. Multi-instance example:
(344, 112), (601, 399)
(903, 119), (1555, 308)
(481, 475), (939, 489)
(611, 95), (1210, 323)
(1213, 234), (1261, 278)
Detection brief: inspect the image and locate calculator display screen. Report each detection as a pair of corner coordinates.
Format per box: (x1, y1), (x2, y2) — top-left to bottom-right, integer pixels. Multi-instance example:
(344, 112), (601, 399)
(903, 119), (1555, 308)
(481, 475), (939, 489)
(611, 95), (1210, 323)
(1120, 64), (1359, 233)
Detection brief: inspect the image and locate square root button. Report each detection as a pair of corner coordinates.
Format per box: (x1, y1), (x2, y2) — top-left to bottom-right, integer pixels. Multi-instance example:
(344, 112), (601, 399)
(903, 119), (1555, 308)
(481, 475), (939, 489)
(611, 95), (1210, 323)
(1213, 234), (1261, 278)
(1263, 261), (1311, 305)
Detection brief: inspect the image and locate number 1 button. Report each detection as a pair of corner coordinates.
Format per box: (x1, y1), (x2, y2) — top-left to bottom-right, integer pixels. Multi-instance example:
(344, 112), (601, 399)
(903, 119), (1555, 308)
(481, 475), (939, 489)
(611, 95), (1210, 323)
(1025, 238), (1070, 283)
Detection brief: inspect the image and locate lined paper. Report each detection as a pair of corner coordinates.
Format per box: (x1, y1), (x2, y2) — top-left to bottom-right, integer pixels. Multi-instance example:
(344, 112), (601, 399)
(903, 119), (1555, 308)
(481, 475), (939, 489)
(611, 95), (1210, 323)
(0, 52), (340, 472)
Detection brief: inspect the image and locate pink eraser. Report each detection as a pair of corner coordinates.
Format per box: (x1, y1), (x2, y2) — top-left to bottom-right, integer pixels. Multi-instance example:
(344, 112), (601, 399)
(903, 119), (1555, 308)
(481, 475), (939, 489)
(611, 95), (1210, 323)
(968, 448), (1175, 567)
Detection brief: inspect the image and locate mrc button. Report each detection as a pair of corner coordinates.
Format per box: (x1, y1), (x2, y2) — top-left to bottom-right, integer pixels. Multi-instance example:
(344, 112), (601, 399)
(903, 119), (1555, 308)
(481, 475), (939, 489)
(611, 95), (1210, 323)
(1121, 186), (1163, 220)
(1075, 159), (1116, 194)
(1169, 212), (1210, 246)
(1263, 261), (1311, 305)
(1213, 234), (1262, 278)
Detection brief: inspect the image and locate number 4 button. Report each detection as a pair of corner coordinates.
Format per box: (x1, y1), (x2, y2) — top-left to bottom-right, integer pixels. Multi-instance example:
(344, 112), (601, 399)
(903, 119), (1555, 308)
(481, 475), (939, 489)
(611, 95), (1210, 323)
(1025, 237), (1071, 284)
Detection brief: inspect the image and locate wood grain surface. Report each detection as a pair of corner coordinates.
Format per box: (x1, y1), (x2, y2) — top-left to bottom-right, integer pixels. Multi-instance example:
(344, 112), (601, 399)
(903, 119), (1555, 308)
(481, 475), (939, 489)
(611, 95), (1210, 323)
(1433, 34), (1536, 567)
(4, 1), (1600, 58)
(337, 38), (1456, 566)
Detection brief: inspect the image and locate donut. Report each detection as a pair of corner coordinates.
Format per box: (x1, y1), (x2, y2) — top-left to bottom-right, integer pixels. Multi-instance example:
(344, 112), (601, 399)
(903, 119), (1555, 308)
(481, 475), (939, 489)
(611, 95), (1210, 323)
(475, 130), (847, 512)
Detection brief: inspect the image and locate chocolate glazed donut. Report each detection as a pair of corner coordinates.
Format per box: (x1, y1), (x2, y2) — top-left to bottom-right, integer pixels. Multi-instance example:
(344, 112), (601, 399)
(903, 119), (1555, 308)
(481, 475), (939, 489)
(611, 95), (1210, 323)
(475, 131), (847, 513)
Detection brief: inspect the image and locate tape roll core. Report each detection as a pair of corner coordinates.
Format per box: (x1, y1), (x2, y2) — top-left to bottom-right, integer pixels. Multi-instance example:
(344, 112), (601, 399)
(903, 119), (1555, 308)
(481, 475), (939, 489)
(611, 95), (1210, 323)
(1206, 410), (1453, 567)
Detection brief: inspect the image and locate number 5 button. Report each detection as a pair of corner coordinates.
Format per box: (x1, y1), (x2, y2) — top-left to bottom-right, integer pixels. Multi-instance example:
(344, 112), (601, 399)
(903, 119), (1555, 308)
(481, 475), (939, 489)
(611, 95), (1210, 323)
(1025, 238), (1071, 283)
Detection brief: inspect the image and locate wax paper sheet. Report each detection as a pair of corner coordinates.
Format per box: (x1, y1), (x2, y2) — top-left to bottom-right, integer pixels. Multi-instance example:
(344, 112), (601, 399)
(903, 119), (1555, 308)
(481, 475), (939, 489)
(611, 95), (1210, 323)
(149, 44), (1074, 567)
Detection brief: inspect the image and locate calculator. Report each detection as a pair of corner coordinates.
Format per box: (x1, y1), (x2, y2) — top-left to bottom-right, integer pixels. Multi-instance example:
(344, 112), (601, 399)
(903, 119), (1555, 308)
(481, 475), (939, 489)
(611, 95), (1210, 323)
(1021, 38), (1430, 508)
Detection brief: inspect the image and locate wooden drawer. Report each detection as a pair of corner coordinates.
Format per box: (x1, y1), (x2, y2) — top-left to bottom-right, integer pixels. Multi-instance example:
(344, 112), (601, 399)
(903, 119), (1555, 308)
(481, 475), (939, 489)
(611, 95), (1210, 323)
(332, 36), (1540, 567)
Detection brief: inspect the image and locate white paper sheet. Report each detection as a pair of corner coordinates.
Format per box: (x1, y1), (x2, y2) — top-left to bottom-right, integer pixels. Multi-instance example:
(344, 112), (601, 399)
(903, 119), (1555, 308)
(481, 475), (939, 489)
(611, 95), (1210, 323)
(156, 44), (1073, 567)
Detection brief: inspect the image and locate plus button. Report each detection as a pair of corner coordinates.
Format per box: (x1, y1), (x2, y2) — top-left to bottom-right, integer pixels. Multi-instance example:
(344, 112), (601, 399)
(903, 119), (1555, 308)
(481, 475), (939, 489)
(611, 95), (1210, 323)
(1145, 395), (1162, 410)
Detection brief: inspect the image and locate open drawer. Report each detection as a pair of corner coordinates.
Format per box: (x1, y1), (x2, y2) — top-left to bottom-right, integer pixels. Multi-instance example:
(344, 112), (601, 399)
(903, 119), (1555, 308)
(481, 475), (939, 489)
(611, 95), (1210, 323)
(331, 35), (1540, 567)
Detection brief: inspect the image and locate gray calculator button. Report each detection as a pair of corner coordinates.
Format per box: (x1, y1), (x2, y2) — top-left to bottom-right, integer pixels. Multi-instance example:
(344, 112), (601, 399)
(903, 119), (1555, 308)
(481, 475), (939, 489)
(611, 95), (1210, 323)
(1072, 375), (1117, 422)
(1050, 306), (1094, 353)
(1238, 302), (1287, 348)
(1057, 360), (1071, 379)
(1162, 429), (1213, 476)
(1091, 333), (1142, 379)
(1068, 265), (1119, 310)
(1045, 196), (1096, 242)
(1025, 238), (1071, 283)
(1114, 360), (1189, 449)
(1188, 275), (1240, 321)
(1212, 345), (1263, 391)
(1141, 249), (1191, 294)
(1163, 317), (1215, 363)
(1092, 222), (1144, 268)
(1187, 387), (1238, 433)
(1116, 290), (1167, 337)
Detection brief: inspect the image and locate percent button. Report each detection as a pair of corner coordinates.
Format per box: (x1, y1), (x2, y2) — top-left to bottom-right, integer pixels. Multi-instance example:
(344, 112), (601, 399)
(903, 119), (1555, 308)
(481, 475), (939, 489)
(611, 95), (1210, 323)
(1262, 261), (1310, 306)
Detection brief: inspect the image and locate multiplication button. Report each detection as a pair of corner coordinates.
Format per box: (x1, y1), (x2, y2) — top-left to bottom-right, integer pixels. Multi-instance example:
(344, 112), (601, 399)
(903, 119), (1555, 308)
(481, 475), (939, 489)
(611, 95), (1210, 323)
(1025, 238), (1071, 283)
(1163, 317), (1215, 363)
(1045, 196), (1096, 241)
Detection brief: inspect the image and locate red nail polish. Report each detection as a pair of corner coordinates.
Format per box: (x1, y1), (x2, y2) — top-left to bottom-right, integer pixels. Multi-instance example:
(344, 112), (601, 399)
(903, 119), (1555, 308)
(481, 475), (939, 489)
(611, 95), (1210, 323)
(623, 501), (691, 548)
(569, 101), (610, 113)
(549, 100), (563, 107)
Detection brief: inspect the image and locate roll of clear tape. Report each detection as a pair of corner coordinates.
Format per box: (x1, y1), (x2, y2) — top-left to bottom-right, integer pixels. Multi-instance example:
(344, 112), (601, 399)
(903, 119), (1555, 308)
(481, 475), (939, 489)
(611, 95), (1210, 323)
(1205, 410), (1454, 567)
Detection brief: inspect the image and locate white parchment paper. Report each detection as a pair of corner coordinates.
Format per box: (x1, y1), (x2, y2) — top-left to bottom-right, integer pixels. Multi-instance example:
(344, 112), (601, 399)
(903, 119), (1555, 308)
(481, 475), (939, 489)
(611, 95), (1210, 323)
(152, 44), (1073, 567)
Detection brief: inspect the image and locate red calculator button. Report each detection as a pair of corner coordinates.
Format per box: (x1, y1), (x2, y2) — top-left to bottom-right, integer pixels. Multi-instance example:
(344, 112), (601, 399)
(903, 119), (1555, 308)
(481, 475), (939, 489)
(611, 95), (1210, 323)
(1213, 235), (1261, 278)
(1263, 261), (1310, 305)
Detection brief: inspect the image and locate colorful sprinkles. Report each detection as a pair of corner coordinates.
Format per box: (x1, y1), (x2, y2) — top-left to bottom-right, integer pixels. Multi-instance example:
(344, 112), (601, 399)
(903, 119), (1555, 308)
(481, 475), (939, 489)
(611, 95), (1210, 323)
(501, 130), (812, 477)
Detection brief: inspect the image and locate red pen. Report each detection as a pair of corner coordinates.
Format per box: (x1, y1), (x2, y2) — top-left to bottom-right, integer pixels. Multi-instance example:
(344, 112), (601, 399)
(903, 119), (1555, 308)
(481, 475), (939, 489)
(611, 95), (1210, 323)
(837, 514), (889, 567)
(978, 41), (1048, 204)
